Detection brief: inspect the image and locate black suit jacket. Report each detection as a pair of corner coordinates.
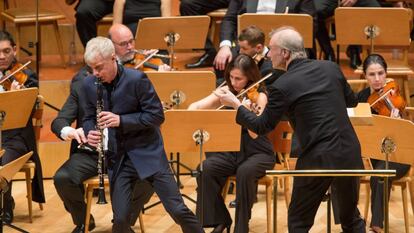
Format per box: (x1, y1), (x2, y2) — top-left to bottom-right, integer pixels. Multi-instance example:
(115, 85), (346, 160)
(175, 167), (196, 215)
(237, 59), (363, 170)
(51, 67), (92, 154)
(83, 65), (168, 179)
(221, 0), (317, 42)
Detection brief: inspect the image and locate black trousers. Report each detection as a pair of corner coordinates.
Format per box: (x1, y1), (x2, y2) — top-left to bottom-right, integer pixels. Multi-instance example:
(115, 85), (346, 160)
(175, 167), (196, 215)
(288, 176), (365, 233)
(370, 160), (410, 228)
(314, 0), (381, 57)
(75, 0), (161, 47)
(111, 155), (203, 233)
(179, 0), (230, 53)
(53, 152), (99, 226)
(54, 151), (153, 227)
(196, 152), (275, 233)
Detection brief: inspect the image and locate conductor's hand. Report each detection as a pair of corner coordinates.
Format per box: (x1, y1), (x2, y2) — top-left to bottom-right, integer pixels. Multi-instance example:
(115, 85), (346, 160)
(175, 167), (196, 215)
(213, 87), (241, 109)
(98, 111), (120, 129)
(67, 127), (87, 144)
(214, 46), (232, 71)
(87, 130), (101, 148)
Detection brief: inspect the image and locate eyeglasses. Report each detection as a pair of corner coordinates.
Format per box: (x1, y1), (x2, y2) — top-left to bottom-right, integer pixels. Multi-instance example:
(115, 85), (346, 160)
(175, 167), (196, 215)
(113, 38), (134, 47)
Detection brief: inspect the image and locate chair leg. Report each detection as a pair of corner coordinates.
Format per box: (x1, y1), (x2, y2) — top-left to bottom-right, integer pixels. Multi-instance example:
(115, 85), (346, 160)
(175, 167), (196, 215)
(266, 183), (272, 233)
(84, 186), (93, 233)
(221, 178), (231, 202)
(283, 177), (291, 208)
(39, 203), (43, 210)
(408, 180), (414, 215)
(138, 211), (145, 233)
(364, 182), (371, 221)
(401, 183), (410, 233)
(24, 169), (33, 223)
(52, 21), (66, 68)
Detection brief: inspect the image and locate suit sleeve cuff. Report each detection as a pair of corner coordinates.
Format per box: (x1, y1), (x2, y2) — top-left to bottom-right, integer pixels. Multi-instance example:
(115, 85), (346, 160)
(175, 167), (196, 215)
(60, 126), (74, 140)
(220, 40), (232, 48)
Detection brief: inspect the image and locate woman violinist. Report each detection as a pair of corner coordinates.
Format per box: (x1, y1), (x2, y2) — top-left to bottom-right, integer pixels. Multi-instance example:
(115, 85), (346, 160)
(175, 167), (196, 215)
(0, 30), (42, 223)
(189, 54), (276, 233)
(108, 24), (171, 72)
(358, 54), (410, 233)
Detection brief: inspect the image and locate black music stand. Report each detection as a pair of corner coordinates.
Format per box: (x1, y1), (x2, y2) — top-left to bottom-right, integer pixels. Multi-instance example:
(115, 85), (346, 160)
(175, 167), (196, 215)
(135, 16), (210, 69)
(0, 87), (38, 233)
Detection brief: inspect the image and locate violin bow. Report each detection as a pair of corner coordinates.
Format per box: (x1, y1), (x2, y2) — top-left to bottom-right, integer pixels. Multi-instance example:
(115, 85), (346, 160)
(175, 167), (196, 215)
(216, 72), (273, 110)
(0, 60), (32, 84)
(369, 88), (394, 107)
(134, 49), (159, 70)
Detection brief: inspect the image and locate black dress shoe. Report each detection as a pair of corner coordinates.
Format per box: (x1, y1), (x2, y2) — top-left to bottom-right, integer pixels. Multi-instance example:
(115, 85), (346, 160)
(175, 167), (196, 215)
(211, 223), (231, 233)
(228, 200), (236, 208)
(3, 196), (15, 224)
(71, 215), (96, 233)
(186, 52), (215, 68)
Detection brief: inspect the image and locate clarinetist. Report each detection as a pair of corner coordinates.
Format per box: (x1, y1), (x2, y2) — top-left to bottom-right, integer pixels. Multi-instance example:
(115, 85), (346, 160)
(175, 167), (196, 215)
(82, 37), (204, 233)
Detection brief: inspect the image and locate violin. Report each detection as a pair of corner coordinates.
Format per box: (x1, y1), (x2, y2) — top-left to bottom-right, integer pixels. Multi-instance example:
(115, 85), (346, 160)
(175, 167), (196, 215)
(367, 80), (406, 117)
(123, 50), (164, 71)
(0, 61), (31, 91)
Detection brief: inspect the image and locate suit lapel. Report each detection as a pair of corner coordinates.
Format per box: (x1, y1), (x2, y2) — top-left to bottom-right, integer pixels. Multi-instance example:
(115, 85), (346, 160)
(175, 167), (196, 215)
(246, 0), (259, 13)
(275, 0), (288, 13)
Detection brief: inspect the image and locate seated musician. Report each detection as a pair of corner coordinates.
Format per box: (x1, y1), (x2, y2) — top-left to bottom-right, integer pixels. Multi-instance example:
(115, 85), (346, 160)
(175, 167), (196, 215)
(108, 23), (171, 72)
(52, 24), (161, 233)
(215, 25), (284, 87)
(358, 54), (410, 233)
(189, 54), (276, 233)
(0, 30), (44, 223)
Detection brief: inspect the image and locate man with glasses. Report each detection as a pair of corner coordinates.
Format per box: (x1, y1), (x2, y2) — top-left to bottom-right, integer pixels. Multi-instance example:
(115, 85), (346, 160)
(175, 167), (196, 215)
(108, 23), (171, 71)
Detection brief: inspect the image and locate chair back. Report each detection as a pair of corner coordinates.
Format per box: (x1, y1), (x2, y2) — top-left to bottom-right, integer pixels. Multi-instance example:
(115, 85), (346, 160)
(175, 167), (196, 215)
(267, 121), (294, 163)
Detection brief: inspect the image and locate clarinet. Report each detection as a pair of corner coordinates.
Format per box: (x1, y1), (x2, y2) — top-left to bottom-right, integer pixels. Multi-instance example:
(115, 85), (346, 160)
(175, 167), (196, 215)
(96, 78), (108, 204)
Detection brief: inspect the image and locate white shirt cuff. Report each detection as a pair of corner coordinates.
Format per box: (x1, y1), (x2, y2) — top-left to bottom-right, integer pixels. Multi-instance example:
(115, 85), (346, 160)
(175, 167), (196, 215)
(60, 126), (75, 141)
(220, 40), (232, 48)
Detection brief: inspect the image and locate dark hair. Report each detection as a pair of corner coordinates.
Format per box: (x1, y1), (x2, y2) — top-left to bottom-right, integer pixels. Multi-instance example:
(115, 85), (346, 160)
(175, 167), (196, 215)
(0, 30), (16, 47)
(238, 25), (265, 47)
(224, 54), (262, 94)
(362, 54), (387, 74)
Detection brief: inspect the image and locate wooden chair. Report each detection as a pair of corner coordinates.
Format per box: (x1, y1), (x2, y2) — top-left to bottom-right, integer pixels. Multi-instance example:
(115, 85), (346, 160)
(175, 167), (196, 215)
(83, 175), (145, 233)
(18, 95), (44, 223)
(1, 8), (66, 67)
(221, 121), (293, 233)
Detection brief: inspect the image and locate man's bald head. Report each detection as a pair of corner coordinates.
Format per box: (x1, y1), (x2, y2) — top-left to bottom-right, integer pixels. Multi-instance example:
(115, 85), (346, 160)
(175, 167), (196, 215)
(108, 24), (135, 62)
(270, 27), (307, 60)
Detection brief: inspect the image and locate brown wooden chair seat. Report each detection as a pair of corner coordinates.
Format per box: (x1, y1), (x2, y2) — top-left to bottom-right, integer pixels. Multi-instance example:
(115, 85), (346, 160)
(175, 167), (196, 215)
(206, 8), (227, 50)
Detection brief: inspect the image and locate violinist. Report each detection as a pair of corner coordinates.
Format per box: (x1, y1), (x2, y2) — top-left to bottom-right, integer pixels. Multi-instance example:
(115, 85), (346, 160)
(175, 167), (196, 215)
(108, 23), (171, 71)
(358, 54), (410, 233)
(215, 25), (284, 87)
(189, 54), (276, 233)
(0, 30), (44, 223)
